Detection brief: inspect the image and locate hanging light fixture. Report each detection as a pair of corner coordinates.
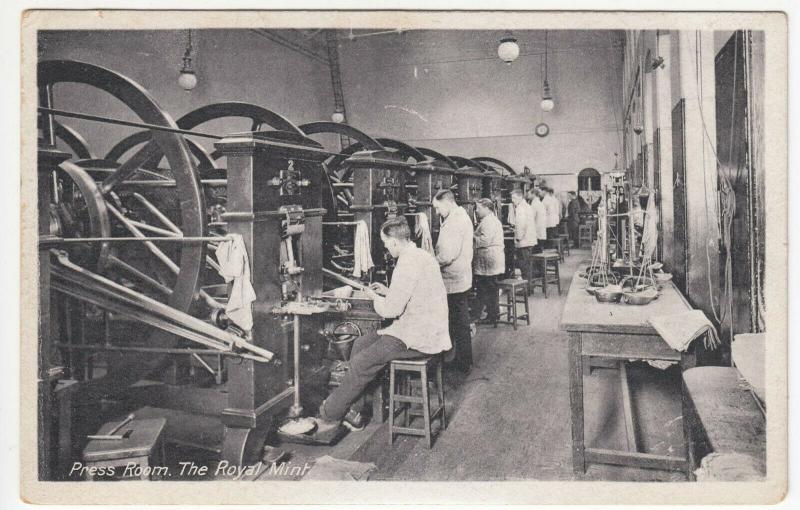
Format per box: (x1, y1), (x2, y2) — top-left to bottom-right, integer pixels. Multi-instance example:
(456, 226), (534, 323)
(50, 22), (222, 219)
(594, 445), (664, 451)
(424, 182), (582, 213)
(540, 31), (555, 112)
(331, 110), (345, 123)
(178, 30), (197, 91)
(497, 32), (519, 64)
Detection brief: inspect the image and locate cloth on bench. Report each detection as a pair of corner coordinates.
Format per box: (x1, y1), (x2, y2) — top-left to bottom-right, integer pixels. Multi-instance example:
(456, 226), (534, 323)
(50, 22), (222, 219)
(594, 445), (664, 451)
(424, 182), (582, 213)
(648, 309), (720, 352)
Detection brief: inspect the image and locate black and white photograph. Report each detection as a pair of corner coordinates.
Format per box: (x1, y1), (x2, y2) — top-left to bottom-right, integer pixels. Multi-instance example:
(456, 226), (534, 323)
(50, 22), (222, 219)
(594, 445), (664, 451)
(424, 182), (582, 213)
(16, 6), (789, 506)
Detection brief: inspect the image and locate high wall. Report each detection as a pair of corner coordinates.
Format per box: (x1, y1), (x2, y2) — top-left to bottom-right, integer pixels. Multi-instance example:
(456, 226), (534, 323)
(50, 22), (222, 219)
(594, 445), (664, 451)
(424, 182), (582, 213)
(338, 29), (625, 192)
(38, 29), (335, 157)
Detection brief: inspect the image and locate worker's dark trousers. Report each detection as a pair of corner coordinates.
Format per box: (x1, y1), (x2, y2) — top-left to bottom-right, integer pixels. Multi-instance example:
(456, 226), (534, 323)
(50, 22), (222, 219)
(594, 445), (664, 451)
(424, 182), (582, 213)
(569, 221), (580, 248)
(447, 291), (473, 371)
(320, 331), (424, 422)
(474, 274), (501, 322)
(515, 246), (534, 283)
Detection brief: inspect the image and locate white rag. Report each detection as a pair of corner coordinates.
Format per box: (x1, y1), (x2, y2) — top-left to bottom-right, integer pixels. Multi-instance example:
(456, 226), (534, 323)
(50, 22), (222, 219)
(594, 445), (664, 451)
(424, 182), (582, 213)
(215, 234), (256, 332)
(352, 220), (374, 278)
(648, 310), (721, 352)
(414, 212), (435, 255)
(505, 203), (516, 226)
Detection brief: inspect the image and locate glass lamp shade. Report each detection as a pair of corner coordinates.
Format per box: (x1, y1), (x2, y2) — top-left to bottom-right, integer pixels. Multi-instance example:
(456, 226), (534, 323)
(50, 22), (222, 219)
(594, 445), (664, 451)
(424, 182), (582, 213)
(331, 111), (345, 123)
(178, 71), (197, 91)
(497, 37), (520, 64)
(540, 97), (555, 112)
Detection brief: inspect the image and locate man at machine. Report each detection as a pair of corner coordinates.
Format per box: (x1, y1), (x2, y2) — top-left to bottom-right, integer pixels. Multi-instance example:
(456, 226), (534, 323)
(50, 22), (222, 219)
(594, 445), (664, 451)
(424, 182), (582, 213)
(472, 198), (505, 325)
(528, 187), (547, 254)
(432, 189), (475, 374)
(510, 189), (537, 288)
(315, 217), (451, 432)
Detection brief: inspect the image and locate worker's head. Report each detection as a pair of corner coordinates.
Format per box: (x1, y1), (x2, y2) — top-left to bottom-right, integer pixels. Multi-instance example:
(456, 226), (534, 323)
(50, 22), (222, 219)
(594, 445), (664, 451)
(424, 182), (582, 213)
(380, 217), (412, 258)
(568, 191), (577, 199)
(525, 188), (537, 202)
(546, 187), (555, 196)
(432, 189), (457, 218)
(510, 189), (524, 206)
(475, 198), (495, 219)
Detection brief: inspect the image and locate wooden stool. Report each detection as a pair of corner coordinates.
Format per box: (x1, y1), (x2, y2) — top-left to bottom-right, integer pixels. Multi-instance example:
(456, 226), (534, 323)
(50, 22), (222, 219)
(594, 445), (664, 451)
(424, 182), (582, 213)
(82, 418), (167, 480)
(497, 278), (530, 330)
(389, 357), (446, 448)
(547, 236), (566, 261)
(531, 252), (561, 298)
(559, 234), (571, 257)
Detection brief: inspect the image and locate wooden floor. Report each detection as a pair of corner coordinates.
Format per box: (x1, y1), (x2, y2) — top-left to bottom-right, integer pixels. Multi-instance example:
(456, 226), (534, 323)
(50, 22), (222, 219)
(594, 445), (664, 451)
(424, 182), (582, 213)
(257, 248), (688, 482)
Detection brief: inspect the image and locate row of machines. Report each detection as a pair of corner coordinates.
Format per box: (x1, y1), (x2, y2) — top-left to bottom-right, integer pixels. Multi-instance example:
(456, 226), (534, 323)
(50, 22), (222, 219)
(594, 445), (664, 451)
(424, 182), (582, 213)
(35, 59), (535, 479)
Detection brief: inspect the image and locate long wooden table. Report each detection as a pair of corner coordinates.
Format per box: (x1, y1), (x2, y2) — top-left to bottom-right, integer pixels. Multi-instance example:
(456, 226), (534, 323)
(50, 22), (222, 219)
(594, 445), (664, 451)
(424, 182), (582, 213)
(560, 269), (698, 477)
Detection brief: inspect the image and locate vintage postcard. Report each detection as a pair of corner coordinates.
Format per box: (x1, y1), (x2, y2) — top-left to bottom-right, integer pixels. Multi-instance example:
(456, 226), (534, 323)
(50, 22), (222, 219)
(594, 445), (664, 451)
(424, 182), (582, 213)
(18, 7), (788, 505)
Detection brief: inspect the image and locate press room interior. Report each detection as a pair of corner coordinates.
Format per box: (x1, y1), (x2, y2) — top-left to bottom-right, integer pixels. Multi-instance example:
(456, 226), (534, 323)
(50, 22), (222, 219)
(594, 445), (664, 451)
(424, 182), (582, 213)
(37, 28), (766, 482)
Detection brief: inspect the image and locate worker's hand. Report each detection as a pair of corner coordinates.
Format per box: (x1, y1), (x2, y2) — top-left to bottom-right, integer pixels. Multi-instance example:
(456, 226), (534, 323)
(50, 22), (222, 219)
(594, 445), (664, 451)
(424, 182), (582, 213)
(369, 282), (389, 296)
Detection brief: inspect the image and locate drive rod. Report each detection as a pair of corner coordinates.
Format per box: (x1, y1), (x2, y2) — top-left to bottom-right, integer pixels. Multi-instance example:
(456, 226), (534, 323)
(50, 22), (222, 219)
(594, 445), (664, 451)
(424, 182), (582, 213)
(40, 236), (223, 246)
(38, 107), (223, 139)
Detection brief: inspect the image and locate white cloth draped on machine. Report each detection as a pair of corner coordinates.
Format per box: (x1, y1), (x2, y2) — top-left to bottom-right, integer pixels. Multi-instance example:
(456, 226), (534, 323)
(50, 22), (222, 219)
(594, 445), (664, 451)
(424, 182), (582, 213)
(215, 234), (257, 332)
(352, 220), (374, 278)
(414, 212), (435, 255)
(505, 203), (516, 226)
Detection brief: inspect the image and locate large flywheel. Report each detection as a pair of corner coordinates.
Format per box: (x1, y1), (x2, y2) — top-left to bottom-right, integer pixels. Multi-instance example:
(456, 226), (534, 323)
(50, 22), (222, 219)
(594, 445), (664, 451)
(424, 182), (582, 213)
(40, 60), (206, 315)
(39, 60), (214, 392)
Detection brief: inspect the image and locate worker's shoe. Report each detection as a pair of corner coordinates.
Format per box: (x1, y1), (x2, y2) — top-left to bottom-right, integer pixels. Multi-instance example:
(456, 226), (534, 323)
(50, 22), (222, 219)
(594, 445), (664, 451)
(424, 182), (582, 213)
(312, 417), (342, 435)
(343, 409), (366, 432)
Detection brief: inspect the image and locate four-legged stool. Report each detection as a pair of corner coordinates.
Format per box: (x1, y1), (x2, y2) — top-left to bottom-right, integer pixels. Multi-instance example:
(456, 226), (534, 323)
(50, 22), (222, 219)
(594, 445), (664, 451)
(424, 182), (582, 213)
(531, 252), (561, 298)
(497, 278), (530, 330)
(389, 357), (446, 448)
(82, 417), (167, 480)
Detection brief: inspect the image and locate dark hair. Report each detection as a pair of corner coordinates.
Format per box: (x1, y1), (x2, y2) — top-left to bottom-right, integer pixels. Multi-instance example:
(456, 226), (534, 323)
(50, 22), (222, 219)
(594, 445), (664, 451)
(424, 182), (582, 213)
(476, 198), (495, 211)
(380, 216), (411, 241)
(433, 189), (455, 203)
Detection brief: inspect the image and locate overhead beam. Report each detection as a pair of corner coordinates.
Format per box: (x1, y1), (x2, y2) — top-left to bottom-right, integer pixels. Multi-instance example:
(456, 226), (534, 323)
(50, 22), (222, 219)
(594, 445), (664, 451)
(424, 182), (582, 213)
(249, 29), (329, 65)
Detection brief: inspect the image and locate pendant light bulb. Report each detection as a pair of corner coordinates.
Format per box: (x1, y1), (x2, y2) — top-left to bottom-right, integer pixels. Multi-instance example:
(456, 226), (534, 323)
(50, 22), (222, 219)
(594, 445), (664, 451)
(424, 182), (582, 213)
(178, 30), (197, 91)
(497, 35), (520, 64)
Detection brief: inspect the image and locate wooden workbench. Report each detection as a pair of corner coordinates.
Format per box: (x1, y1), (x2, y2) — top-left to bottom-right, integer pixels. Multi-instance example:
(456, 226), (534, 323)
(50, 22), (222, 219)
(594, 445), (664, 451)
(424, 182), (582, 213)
(560, 269), (698, 477)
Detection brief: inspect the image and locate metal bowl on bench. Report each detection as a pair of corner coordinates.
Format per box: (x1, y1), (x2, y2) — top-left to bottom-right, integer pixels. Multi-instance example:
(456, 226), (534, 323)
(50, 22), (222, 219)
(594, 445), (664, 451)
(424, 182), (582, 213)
(654, 272), (673, 284)
(594, 285), (624, 303)
(623, 289), (659, 306)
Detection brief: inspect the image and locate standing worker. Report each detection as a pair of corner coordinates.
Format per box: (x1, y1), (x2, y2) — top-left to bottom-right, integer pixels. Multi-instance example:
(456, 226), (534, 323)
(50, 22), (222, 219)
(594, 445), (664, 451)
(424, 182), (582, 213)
(543, 187), (561, 240)
(530, 188), (548, 254)
(567, 191), (582, 249)
(510, 189), (537, 288)
(472, 198), (505, 325)
(433, 190), (474, 373)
